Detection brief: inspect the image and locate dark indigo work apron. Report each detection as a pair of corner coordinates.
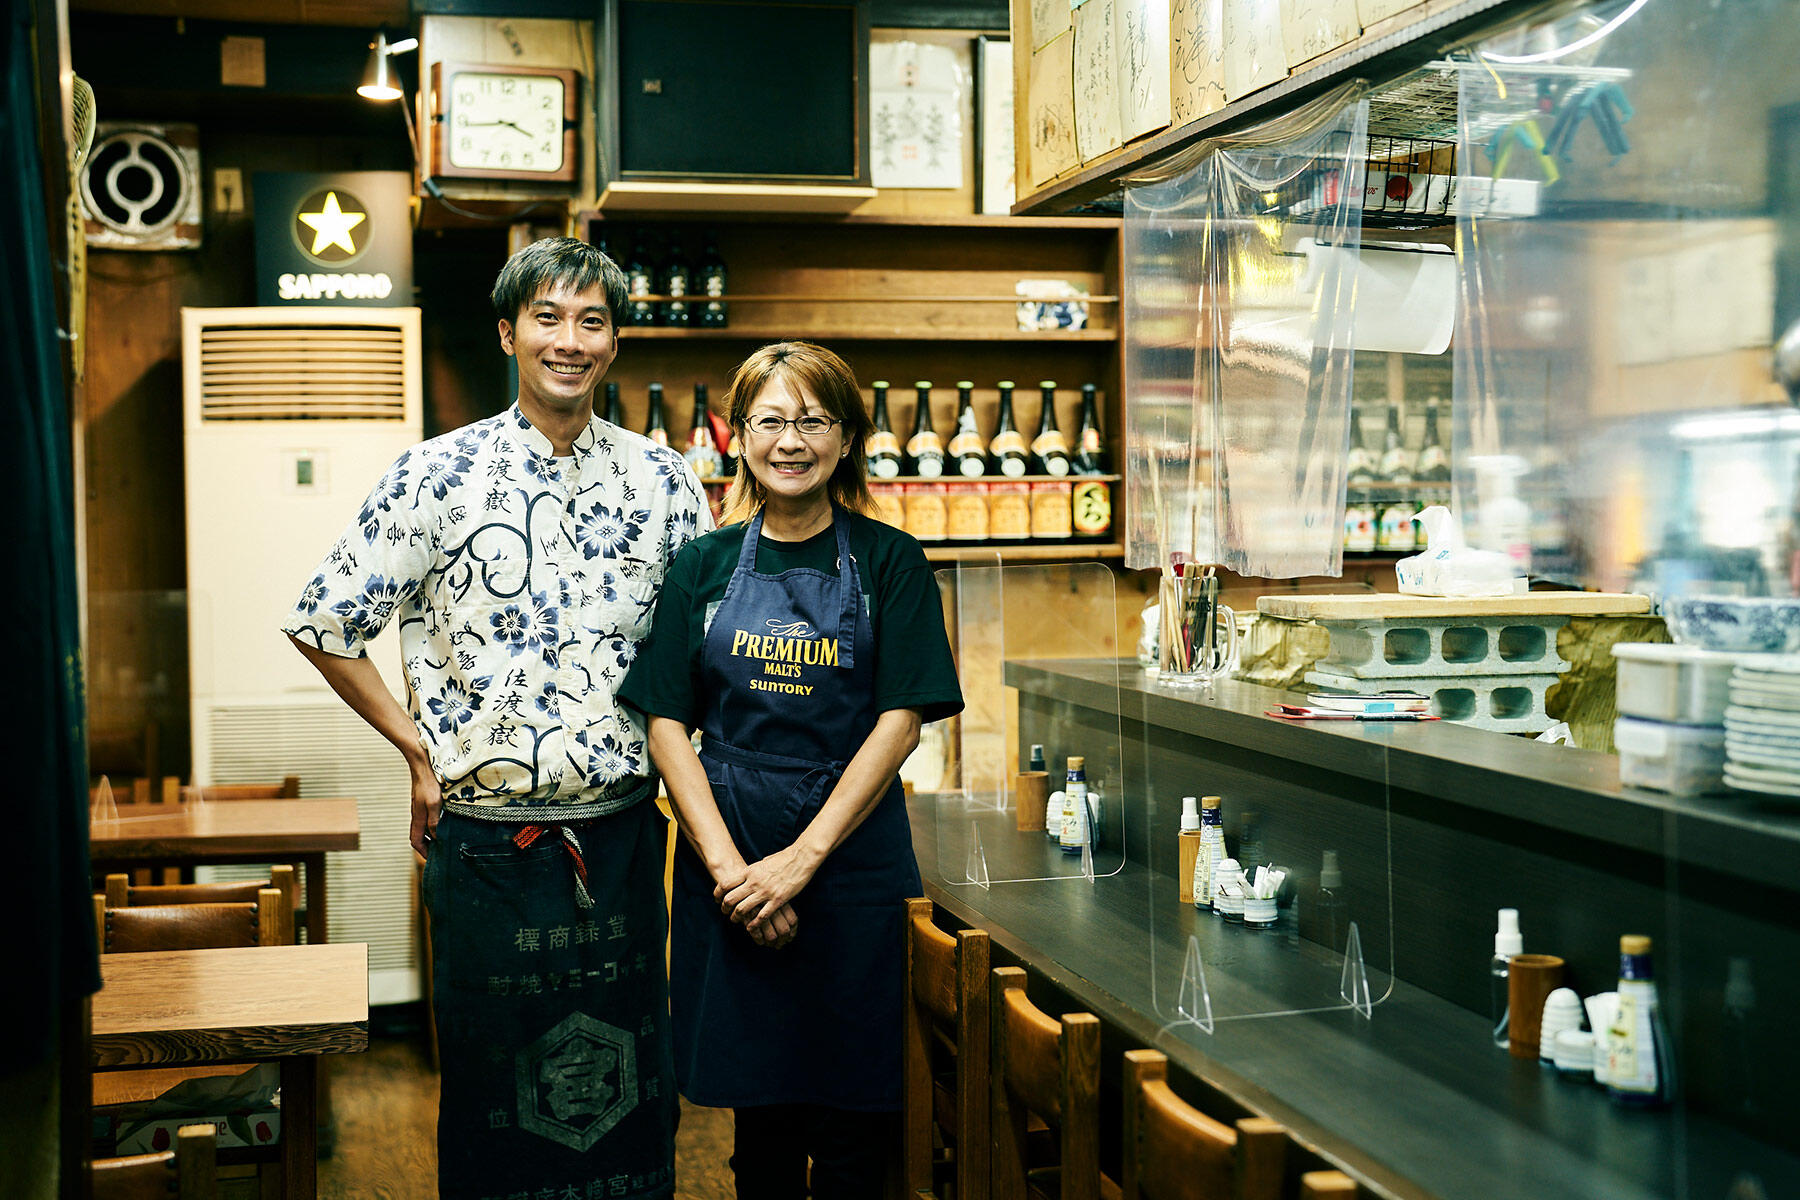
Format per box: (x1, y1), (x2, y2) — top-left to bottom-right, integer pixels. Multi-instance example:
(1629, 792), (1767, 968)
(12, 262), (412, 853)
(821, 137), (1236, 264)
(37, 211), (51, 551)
(424, 799), (677, 1200)
(671, 509), (922, 1112)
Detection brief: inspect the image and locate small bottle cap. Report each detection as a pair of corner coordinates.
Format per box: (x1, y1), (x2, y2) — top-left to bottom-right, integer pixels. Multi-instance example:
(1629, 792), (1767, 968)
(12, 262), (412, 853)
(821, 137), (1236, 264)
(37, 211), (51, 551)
(1495, 907), (1523, 956)
(1201, 795), (1221, 809)
(1620, 934), (1652, 955)
(957, 380), (975, 389)
(997, 379), (1015, 389)
(1039, 380), (1057, 389)
(1029, 742), (1045, 759)
(1319, 849), (1342, 888)
(872, 379), (889, 388)
(1067, 755), (1085, 770)
(1179, 796), (1199, 831)
(1553, 1028), (1594, 1074)
(915, 380), (932, 389)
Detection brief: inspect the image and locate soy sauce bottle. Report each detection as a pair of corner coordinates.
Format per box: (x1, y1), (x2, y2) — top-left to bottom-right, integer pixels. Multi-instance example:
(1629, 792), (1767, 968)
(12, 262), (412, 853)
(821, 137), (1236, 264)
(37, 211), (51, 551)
(906, 381), (946, 478)
(867, 380), (903, 480)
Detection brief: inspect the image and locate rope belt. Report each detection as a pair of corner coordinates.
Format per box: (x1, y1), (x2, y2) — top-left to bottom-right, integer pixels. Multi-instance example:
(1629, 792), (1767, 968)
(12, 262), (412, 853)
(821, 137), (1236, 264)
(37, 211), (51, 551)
(514, 824), (594, 909)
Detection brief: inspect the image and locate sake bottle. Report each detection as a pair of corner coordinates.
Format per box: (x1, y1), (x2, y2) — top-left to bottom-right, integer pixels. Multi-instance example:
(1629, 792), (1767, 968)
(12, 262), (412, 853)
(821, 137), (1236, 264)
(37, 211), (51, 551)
(1072, 383), (1109, 474)
(659, 237), (692, 327)
(1031, 380), (1072, 476)
(949, 381), (987, 478)
(682, 383), (722, 478)
(625, 230), (659, 327)
(906, 382), (946, 478)
(602, 381), (625, 428)
(643, 382), (670, 447)
(866, 380), (904, 479)
(987, 381), (1030, 478)
(1416, 397), (1452, 482)
(1377, 403), (1413, 484)
(697, 231), (729, 328)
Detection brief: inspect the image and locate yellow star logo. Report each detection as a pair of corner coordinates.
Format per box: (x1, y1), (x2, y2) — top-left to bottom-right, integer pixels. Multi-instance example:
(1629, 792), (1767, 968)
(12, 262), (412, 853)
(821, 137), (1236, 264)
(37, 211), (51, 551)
(297, 191), (366, 257)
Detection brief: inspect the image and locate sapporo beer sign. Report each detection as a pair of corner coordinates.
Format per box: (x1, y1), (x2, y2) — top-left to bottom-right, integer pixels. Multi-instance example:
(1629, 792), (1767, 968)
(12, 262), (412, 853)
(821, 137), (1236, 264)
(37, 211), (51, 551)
(255, 171), (412, 306)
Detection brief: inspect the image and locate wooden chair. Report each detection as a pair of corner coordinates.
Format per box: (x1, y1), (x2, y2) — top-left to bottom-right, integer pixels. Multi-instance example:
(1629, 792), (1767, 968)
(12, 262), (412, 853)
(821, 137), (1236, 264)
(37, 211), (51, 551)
(104, 864), (297, 921)
(91, 1121), (218, 1200)
(1300, 1171), (1358, 1199)
(94, 885), (293, 953)
(990, 966), (1113, 1200)
(1119, 1050), (1285, 1200)
(196, 775), (301, 800)
(903, 897), (990, 1200)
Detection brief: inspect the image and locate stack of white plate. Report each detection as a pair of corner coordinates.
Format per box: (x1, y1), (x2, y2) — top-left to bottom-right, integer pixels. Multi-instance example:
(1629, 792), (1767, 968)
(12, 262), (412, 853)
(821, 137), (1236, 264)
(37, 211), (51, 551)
(1723, 656), (1800, 797)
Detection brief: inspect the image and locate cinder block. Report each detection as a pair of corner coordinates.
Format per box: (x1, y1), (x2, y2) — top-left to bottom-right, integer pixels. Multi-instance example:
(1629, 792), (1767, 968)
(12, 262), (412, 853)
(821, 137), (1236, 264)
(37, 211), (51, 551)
(1316, 615), (1571, 679)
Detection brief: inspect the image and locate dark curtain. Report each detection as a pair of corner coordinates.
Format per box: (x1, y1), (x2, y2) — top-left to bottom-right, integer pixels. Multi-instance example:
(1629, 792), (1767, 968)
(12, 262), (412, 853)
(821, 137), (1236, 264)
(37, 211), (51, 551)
(1, 0), (99, 1073)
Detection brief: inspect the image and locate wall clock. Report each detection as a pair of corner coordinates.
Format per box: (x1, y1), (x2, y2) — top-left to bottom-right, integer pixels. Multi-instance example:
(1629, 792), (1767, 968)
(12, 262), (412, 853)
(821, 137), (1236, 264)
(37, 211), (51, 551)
(430, 62), (579, 183)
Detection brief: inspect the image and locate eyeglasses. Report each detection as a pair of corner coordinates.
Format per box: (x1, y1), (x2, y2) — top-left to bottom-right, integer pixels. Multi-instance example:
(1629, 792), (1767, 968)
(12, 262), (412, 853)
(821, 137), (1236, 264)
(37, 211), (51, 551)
(744, 413), (840, 437)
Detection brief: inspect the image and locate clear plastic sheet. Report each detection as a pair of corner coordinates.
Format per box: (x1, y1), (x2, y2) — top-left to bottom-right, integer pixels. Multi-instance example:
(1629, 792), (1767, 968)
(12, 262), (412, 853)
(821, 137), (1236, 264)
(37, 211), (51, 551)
(931, 561), (1126, 885)
(1122, 81), (1368, 578)
(1453, 0), (1800, 599)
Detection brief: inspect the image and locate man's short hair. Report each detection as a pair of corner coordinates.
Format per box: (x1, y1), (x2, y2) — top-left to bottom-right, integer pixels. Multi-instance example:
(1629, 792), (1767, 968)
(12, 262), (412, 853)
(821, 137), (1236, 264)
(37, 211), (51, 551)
(490, 236), (627, 325)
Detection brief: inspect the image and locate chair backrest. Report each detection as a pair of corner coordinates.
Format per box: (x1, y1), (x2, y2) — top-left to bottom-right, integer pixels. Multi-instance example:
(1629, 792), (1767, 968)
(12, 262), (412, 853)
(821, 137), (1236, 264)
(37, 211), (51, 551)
(1299, 1170), (1359, 1199)
(1120, 1050), (1285, 1200)
(990, 965), (1101, 1200)
(91, 1121), (218, 1200)
(197, 775), (301, 800)
(903, 897), (991, 1200)
(91, 775), (181, 806)
(104, 865), (296, 917)
(95, 885), (293, 953)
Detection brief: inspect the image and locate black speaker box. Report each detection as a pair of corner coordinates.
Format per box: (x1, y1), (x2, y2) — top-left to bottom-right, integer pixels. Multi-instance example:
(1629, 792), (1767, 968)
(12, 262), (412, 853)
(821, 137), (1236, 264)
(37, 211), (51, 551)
(605, 0), (869, 184)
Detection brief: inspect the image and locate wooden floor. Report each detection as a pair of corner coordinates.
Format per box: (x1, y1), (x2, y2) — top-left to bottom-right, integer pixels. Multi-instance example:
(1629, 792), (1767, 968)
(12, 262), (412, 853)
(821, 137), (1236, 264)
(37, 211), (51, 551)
(318, 1035), (736, 1199)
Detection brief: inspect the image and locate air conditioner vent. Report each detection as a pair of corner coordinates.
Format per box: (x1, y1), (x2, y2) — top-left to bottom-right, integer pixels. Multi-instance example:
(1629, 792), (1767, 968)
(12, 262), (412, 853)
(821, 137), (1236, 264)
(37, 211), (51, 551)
(198, 323), (408, 421)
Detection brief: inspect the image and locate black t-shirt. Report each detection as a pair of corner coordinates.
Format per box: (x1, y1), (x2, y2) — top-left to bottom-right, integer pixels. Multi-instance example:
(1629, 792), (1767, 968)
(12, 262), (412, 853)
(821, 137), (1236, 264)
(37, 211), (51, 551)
(618, 509), (964, 728)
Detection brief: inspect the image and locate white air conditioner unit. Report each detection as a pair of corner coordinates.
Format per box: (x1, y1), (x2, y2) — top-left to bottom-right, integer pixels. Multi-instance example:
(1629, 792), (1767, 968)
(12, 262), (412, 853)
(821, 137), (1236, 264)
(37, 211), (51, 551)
(182, 305), (425, 1004)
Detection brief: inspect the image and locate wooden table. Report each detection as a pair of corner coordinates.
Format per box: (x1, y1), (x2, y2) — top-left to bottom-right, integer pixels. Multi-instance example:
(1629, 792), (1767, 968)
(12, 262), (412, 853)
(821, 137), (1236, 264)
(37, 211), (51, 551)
(89, 798), (361, 945)
(94, 943), (369, 1200)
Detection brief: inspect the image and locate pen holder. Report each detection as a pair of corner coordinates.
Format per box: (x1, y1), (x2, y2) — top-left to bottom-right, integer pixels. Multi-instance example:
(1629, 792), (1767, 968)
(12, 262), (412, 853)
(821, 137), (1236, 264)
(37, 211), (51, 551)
(1156, 574), (1237, 689)
(1507, 954), (1565, 1059)
(1015, 771), (1048, 833)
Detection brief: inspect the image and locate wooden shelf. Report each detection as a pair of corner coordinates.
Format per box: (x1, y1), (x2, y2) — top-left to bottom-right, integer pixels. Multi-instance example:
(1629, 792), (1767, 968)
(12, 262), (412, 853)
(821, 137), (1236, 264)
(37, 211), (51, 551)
(922, 541), (1124, 563)
(597, 181), (876, 213)
(698, 474), (1123, 486)
(619, 327), (1118, 342)
(1015, 0), (1538, 215)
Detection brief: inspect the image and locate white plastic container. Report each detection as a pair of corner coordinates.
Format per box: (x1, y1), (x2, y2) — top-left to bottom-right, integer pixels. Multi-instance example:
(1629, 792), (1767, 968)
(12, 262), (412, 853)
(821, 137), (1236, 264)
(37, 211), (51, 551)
(1611, 642), (1744, 726)
(1614, 715), (1726, 795)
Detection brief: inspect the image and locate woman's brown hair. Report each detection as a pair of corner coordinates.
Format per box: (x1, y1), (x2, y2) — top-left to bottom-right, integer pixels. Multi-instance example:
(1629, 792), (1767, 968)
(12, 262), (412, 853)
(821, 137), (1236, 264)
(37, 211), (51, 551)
(718, 341), (878, 526)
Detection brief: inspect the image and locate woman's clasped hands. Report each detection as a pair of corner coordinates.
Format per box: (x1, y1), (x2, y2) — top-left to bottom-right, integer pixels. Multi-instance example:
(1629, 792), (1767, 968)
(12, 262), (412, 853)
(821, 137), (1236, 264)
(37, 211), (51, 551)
(713, 843), (819, 949)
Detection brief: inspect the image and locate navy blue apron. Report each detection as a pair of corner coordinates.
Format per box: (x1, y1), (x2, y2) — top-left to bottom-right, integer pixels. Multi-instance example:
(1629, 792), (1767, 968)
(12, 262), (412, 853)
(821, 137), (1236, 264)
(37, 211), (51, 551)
(424, 800), (677, 1199)
(670, 509), (922, 1111)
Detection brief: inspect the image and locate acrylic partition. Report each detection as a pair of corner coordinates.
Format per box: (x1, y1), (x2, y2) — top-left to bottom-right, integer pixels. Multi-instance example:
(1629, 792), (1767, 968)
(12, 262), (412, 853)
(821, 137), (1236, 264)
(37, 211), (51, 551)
(931, 560), (1127, 886)
(1140, 704), (1394, 1035)
(1122, 80), (1366, 580)
(1451, 0), (1800, 601)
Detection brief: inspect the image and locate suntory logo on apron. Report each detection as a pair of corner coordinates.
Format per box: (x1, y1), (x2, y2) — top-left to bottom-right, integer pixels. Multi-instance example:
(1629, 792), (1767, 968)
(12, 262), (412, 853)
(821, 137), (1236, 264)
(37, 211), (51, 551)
(730, 618), (837, 693)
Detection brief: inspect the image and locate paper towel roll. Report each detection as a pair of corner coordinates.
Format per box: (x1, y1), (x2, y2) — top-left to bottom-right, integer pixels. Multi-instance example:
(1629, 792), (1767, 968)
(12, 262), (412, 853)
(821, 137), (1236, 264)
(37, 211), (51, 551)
(1301, 238), (1456, 355)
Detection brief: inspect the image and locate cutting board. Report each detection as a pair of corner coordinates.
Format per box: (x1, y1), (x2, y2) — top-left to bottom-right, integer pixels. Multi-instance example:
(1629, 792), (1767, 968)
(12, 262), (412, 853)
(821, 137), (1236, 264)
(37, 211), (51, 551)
(1256, 592), (1653, 620)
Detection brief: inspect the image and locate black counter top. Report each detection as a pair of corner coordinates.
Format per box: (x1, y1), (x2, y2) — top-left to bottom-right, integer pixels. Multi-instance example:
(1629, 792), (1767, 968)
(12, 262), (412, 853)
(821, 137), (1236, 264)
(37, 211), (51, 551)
(909, 800), (1797, 1200)
(1002, 659), (1800, 893)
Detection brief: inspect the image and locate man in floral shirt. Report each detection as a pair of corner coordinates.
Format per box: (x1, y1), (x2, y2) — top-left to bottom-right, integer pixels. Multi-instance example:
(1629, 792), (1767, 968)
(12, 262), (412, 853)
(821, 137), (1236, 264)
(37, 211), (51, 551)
(283, 237), (709, 1200)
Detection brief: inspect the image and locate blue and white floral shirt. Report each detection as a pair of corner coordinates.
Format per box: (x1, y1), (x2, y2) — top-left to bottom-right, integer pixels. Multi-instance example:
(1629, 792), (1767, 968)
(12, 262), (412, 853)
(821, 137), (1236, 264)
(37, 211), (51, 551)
(282, 403), (712, 812)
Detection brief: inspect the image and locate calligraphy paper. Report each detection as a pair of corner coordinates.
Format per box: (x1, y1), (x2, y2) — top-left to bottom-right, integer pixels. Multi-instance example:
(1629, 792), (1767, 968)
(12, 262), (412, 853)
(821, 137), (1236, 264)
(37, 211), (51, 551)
(1279, 0), (1359, 69)
(1031, 0), (1072, 50)
(1115, 0), (1171, 142)
(1221, 0), (1287, 102)
(1073, 0), (1123, 163)
(1356, 0), (1426, 25)
(980, 38), (1016, 213)
(1028, 32), (1080, 185)
(1170, 0), (1227, 126)
(870, 39), (965, 189)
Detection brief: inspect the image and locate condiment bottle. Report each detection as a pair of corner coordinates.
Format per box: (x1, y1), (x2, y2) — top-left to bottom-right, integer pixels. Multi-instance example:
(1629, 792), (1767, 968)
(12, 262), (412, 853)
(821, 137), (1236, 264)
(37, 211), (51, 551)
(1059, 756), (1088, 856)
(1177, 796), (1202, 905)
(1606, 934), (1675, 1107)
(1491, 908), (1522, 1050)
(1193, 795), (1225, 910)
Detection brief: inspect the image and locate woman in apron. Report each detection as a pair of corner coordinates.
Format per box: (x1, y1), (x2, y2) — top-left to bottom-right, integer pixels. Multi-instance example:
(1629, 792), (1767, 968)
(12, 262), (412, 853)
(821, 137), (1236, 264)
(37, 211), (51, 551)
(618, 342), (962, 1199)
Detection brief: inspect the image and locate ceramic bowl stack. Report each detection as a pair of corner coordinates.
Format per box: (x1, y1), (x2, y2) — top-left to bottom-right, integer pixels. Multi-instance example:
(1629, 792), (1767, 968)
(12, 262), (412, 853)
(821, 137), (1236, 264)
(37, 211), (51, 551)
(1612, 643), (1739, 795)
(1723, 657), (1800, 797)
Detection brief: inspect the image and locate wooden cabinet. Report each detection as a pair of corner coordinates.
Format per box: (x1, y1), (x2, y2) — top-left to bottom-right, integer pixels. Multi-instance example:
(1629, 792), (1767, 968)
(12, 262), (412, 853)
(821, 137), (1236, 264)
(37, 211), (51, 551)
(578, 212), (1125, 561)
